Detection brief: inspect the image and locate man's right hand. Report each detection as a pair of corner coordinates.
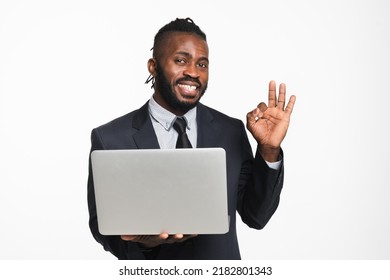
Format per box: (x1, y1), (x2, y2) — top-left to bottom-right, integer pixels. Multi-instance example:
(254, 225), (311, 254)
(121, 233), (197, 248)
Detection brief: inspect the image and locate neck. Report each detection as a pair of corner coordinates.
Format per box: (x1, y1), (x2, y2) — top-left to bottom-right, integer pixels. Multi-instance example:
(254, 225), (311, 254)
(152, 93), (189, 116)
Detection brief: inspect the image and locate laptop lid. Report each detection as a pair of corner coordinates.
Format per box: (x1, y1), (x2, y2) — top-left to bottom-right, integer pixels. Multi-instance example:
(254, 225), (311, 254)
(91, 148), (229, 235)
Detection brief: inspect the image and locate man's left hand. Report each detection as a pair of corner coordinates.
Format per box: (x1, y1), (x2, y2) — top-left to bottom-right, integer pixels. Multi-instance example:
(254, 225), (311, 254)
(246, 80), (296, 162)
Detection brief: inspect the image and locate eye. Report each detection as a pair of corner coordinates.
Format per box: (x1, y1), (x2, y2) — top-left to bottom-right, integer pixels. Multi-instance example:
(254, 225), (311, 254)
(198, 62), (208, 68)
(175, 58), (186, 64)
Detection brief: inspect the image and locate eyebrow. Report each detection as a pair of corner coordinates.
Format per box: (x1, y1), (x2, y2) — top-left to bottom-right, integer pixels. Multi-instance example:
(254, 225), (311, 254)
(175, 51), (209, 63)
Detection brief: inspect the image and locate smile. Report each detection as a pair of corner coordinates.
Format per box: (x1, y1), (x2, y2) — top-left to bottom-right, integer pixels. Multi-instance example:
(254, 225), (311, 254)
(178, 84), (198, 91)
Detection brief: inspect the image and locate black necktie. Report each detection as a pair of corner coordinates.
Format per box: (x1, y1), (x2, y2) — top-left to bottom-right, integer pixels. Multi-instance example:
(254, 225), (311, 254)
(173, 117), (192, 148)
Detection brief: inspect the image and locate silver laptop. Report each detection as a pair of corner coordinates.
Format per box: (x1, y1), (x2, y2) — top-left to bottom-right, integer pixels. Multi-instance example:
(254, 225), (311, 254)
(91, 148), (229, 235)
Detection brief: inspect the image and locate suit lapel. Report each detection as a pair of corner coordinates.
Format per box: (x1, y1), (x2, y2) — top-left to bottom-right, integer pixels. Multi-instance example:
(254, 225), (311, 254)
(196, 103), (223, 148)
(131, 102), (160, 149)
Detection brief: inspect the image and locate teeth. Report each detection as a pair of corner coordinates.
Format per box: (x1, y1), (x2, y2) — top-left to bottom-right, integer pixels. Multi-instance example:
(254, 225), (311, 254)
(178, 84), (197, 91)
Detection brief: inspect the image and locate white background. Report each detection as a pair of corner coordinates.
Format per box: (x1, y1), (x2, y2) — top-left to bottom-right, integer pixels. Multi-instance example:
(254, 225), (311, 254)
(1, 0), (389, 260)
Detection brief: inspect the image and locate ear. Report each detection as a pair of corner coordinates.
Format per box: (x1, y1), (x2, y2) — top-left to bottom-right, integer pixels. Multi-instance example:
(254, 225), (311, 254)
(147, 58), (157, 76)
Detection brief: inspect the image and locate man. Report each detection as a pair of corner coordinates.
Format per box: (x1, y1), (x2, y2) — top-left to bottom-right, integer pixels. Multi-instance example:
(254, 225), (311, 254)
(87, 18), (296, 260)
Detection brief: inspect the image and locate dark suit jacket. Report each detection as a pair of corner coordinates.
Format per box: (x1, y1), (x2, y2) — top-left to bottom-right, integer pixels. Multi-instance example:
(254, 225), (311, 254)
(87, 101), (284, 260)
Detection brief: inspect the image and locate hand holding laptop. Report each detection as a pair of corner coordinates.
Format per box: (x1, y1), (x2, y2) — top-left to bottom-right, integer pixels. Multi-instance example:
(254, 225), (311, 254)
(121, 233), (198, 248)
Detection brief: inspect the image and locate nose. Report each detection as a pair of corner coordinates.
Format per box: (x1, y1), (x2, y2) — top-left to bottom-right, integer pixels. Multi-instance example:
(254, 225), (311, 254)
(183, 63), (200, 78)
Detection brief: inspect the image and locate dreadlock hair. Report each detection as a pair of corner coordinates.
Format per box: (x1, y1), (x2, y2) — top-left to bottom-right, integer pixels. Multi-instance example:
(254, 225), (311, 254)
(153, 17), (206, 50)
(145, 18), (207, 87)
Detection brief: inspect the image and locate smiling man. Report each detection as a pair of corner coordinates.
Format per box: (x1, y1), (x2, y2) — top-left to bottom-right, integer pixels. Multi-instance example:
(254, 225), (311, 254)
(148, 23), (209, 116)
(87, 18), (296, 260)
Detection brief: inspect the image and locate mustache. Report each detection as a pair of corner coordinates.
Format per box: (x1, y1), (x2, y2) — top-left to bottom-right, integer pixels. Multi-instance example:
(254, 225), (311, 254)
(176, 77), (201, 88)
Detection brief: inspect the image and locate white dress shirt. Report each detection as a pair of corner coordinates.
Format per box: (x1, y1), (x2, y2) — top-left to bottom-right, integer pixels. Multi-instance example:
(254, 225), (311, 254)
(148, 96), (197, 149)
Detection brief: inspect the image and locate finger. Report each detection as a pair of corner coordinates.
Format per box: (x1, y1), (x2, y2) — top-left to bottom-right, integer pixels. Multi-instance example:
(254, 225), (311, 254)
(268, 80), (277, 107)
(163, 234), (186, 244)
(174, 234), (198, 243)
(121, 235), (137, 241)
(257, 102), (268, 113)
(284, 95), (296, 115)
(247, 108), (263, 124)
(159, 232), (169, 240)
(173, 233), (184, 239)
(277, 83), (286, 109)
(247, 108), (258, 121)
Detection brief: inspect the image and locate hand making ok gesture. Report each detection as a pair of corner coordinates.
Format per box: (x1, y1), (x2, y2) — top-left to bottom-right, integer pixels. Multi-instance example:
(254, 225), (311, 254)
(246, 80), (296, 162)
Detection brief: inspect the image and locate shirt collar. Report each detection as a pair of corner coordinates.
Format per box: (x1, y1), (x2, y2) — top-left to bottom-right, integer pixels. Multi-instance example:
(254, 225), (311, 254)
(148, 96), (197, 131)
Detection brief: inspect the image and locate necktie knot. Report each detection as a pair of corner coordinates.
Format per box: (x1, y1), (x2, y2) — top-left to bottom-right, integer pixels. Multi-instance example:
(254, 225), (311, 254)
(173, 117), (192, 148)
(173, 117), (187, 134)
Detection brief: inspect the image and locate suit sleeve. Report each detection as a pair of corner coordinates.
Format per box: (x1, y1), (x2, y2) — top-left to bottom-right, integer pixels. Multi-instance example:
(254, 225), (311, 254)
(87, 128), (145, 259)
(236, 122), (284, 229)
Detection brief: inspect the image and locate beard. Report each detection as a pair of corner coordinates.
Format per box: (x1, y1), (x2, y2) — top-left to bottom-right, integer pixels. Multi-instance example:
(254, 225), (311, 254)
(154, 62), (207, 112)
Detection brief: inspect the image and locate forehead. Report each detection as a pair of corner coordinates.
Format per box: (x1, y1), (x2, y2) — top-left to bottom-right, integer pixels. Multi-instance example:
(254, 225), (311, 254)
(155, 32), (209, 59)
